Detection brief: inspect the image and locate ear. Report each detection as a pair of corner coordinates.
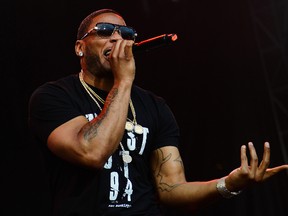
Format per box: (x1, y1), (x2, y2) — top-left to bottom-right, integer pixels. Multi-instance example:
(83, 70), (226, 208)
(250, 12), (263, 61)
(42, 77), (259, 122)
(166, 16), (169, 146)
(75, 40), (83, 57)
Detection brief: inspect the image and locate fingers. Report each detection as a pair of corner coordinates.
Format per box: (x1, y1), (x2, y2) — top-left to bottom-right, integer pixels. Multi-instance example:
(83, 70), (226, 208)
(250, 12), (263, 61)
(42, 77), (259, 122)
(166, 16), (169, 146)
(110, 39), (121, 58)
(110, 39), (134, 60)
(123, 40), (134, 59)
(258, 142), (270, 172)
(240, 145), (248, 172)
(248, 142), (258, 175)
(241, 142), (270, 180)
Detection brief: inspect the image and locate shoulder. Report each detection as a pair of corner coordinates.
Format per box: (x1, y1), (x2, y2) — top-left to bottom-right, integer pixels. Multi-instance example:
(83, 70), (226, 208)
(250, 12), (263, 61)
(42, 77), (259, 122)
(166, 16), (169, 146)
(30, 74), (79, 97)
(39, 73), (79, 90)
(29, 73), (82, 111)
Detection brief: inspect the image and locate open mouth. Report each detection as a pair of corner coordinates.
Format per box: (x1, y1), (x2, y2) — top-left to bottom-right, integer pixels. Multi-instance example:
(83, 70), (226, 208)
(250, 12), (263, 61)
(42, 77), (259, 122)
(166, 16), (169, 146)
(103, 48), (111, 58)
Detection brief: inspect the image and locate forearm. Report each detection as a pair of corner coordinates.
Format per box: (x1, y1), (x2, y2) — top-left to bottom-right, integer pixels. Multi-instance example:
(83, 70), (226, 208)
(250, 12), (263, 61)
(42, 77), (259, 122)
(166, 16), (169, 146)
(158, 179), (221, 212)
(79, 81), (132, 164)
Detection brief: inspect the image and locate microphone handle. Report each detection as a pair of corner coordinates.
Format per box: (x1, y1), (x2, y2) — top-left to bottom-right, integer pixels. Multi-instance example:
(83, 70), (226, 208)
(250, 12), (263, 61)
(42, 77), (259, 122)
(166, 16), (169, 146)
(133, 33), (178, 53)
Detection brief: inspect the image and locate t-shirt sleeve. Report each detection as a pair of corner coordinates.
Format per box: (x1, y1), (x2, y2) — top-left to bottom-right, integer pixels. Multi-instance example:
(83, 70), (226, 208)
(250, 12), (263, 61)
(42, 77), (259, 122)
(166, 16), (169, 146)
(152, 98), (180, 150)
(28, 82), (82, 144)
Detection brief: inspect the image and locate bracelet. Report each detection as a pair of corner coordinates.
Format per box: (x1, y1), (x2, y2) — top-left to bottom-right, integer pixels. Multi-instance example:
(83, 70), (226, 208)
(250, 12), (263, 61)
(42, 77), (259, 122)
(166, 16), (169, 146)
(216, 177), (242, 199)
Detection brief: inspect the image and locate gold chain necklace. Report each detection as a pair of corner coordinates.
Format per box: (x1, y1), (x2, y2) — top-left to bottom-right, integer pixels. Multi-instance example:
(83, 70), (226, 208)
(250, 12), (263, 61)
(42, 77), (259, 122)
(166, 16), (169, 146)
(79, 70), (143, 163)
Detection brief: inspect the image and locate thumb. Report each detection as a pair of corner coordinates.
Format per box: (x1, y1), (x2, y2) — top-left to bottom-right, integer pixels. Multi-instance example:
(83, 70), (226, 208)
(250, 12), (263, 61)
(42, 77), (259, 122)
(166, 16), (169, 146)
(263, 165), (288, 180)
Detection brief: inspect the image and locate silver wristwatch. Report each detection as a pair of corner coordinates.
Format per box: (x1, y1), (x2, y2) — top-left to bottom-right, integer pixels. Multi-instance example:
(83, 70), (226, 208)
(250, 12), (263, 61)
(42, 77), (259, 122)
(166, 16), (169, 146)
(216, 177), (242, 199)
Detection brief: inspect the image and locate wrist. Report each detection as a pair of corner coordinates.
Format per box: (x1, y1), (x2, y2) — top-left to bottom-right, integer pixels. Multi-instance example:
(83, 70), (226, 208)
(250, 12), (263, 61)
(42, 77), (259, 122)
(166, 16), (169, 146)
(216, 177), (242, 199)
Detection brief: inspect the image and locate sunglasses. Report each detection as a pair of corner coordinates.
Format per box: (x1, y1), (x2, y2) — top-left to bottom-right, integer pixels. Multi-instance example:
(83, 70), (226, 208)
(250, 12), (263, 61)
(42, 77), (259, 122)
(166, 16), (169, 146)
(80, 22), (138, 40)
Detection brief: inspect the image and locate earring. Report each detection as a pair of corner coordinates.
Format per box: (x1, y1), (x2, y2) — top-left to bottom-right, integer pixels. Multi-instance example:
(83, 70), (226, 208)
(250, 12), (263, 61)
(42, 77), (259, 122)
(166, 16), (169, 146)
(78, 51), (83, 57)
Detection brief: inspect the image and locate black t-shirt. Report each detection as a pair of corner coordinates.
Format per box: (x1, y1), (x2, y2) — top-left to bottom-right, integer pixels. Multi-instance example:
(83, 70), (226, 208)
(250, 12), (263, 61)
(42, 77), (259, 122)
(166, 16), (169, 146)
(28, 73), (180, 216)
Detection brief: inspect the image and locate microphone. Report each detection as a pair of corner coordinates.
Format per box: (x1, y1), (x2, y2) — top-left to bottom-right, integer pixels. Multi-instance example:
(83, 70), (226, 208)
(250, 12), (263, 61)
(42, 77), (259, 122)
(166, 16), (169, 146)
(132, 33), (178, 53)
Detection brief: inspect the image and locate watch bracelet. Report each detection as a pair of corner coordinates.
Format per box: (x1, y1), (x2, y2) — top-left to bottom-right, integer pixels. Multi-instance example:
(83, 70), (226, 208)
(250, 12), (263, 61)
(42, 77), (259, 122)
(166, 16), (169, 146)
(216, 177), (242, 199)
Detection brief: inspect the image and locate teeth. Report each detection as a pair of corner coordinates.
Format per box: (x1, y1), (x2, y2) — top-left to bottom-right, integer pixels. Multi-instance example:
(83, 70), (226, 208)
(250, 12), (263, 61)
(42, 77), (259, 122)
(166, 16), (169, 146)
(104, 49), (111, 57)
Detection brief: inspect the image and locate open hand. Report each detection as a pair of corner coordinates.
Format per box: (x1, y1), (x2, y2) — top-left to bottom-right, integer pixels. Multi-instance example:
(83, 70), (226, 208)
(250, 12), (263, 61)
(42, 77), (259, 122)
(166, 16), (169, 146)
(225, 142), (288, 192)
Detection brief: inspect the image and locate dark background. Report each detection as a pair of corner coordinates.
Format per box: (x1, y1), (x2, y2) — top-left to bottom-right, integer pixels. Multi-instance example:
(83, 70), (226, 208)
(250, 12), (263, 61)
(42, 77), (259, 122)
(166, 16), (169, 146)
(2, 0), (288, 215)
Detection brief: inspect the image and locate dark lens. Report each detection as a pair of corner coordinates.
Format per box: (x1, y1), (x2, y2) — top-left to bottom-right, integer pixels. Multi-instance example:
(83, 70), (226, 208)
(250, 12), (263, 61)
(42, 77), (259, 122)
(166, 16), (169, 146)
(119, 26), (136, 40)
(96, 23), (115, 37)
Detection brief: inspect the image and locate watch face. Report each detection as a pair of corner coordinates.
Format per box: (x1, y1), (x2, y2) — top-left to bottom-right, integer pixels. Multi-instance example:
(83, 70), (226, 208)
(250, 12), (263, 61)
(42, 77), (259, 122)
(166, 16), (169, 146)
(216, 178), (241, 199)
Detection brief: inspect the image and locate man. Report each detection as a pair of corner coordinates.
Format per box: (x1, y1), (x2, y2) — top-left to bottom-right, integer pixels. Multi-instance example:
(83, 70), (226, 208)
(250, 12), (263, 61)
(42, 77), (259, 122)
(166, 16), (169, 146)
(28, 8), (288, 216)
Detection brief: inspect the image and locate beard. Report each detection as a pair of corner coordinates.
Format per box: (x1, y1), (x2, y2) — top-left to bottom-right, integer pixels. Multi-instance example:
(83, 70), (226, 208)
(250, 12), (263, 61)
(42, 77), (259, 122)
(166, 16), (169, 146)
(85, 47), (113, 80)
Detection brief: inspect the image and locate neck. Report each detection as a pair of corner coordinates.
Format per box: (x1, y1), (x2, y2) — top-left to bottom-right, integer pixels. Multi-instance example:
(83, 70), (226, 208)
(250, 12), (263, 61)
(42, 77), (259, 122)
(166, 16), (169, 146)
(80, 69), (113, 92)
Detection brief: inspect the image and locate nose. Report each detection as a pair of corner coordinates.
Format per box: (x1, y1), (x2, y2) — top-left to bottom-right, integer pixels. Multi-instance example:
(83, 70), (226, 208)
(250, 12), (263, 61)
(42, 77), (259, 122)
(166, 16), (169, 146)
(110, 27), (123, 40)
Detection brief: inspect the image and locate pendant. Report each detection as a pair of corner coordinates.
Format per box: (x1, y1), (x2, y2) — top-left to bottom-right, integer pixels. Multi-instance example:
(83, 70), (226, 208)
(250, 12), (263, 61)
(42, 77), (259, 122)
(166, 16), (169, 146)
(125, 121), (134, 132)
(122, 151), (132, 163)
(134, 124), (143, 135)
(125, 121), (143, 135)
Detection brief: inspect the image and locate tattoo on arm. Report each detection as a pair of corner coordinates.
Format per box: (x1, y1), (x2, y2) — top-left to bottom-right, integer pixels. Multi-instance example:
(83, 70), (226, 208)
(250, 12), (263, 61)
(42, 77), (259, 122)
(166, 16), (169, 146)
(83, 87), (119, 141)
(154, 148), (184, 192)
(83, 118), (103, 140)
